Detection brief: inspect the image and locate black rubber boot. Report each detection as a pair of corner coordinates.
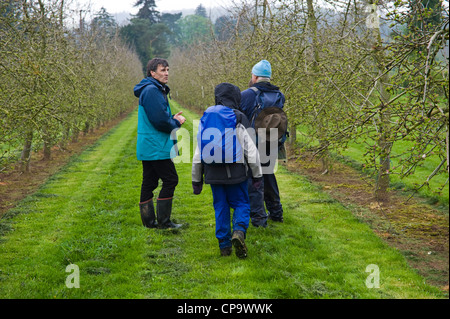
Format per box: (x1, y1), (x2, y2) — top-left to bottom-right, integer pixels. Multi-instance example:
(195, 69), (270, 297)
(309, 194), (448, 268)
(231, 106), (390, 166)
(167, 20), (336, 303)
(139, 199), (157, 228)
(156, 198), (182, 229)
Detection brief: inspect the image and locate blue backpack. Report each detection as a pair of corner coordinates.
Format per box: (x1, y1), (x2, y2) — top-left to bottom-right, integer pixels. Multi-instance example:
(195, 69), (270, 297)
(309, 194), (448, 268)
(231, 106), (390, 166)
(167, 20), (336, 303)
(198, 105), (243, 164)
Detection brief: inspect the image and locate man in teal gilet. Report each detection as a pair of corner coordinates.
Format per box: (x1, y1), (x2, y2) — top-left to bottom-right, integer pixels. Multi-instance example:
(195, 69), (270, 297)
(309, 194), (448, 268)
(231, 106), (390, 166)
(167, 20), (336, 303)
(134, 58), (186, 229)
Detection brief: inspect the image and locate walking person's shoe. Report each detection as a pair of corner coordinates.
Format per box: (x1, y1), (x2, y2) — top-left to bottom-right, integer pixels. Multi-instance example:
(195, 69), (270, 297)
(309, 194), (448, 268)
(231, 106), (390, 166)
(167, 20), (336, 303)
(269, 215), (284, 223)
(139, 199), (157, 228)
(156, 197), (182, 229)
(231, 230), (248, 259)
(220, 246), (232, 257)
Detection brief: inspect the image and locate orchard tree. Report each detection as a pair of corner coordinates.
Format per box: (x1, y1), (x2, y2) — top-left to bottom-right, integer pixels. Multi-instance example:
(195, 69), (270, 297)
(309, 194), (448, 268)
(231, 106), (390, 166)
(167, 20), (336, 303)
(169, 0), (449, 200)
(0, 0), (142, 173)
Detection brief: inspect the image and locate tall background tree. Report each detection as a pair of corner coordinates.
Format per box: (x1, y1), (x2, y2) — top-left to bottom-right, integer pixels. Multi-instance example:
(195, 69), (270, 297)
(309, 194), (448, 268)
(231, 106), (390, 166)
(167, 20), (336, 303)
(134, 0), (159, 23)
(195, 4), (208, 18)
(160, 12), (183, 46)
(91, 7), (118, 38)
(119, 0), (170, 70)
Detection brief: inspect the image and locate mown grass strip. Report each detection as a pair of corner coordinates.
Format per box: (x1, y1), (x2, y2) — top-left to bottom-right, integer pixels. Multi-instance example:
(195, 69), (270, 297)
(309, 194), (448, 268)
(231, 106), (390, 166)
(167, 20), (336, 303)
(0, 103), (445, 299)
(295, 125), (449, 207)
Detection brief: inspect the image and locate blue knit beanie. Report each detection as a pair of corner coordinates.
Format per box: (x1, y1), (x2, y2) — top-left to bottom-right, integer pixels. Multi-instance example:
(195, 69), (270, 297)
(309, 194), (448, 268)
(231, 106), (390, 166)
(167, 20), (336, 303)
(251, 60), (272, 78)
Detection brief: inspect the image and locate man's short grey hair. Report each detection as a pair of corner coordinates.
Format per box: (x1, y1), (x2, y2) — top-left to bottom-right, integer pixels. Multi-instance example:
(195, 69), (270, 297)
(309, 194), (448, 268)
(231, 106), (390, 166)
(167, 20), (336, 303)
(255, 77), (270, 83)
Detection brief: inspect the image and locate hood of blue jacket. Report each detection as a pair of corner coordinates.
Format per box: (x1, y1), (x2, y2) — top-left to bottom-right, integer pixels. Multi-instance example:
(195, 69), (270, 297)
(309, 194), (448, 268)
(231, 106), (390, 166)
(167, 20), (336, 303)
(214, 82), (241, 109)
(134, 77), (169, 98)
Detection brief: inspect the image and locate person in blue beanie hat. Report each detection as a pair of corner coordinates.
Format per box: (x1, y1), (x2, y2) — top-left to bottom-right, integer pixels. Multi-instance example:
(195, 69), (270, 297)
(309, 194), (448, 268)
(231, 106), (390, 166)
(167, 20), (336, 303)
(251, 59), (272, 78)
(240, 60), (286, 228)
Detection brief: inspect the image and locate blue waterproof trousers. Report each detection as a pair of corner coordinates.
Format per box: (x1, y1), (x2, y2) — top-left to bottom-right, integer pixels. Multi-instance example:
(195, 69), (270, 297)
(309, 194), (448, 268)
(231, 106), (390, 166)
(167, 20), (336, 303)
(210, 181), (250, 249)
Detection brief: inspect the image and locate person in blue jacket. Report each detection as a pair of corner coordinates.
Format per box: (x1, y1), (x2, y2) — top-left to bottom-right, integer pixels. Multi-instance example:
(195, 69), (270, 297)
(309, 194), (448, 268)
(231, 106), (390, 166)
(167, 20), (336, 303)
(240, 60), (286, 228)
(134, 58), (186, 229)
(192, 83), (262, 258)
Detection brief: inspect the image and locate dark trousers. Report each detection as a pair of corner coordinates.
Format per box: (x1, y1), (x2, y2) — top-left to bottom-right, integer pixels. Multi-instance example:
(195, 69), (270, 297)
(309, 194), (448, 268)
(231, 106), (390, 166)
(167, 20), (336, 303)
(140, 159), (178, 203)
(248, 173), (283, 227)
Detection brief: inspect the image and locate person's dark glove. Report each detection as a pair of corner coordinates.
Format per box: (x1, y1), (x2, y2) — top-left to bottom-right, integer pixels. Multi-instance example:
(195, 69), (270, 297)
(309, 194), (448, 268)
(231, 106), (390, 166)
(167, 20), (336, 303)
(252, 177), (263, 189)
(192, 181), (203, 195)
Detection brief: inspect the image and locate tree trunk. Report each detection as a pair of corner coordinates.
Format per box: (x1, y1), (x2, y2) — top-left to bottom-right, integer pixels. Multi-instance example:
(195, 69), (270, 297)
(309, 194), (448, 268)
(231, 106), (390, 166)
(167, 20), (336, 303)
(307, 0), (329, 174)
(375, 96), (391, 202)
(83, 121), (90, 136)
(20, 130), (33, 173)
(43, 141), (52, 161)
(446, 123), (449, 174)
(289, 125), (297, 146)
(368, 1), (392, 201)
(72, 127), (79, 143)
(60, 126), (71, 149)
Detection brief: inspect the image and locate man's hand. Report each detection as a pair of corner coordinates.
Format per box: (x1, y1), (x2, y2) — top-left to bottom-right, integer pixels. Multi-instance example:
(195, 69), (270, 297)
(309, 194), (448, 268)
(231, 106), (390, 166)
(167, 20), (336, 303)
(174, 111), (186, 125)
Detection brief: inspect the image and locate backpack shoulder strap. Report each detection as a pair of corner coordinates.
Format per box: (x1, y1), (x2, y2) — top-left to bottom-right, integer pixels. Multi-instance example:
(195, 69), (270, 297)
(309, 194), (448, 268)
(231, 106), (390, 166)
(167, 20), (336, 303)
(249, 86), (259, 93)
(249, 87), (263, 126)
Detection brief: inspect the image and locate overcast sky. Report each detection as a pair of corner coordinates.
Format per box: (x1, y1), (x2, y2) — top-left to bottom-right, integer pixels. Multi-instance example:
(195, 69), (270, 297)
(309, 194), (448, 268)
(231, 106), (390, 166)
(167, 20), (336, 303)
(75, 0), (234, 14)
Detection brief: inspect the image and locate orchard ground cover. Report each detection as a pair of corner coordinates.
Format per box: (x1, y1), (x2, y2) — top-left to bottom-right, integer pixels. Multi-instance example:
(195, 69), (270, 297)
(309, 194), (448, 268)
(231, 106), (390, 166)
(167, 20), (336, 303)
(0, 101), (447, 299)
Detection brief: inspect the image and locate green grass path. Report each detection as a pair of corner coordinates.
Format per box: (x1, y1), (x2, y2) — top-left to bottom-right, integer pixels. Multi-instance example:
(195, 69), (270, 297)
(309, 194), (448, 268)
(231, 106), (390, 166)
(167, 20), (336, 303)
(295, 126), (449, 206)
(0, 102), (445, 299)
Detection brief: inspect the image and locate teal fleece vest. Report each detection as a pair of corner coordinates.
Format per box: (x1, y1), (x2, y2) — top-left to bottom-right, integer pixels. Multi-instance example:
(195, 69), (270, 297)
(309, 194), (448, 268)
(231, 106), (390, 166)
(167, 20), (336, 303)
(134, 77), (179, 161)
(136, 105), (177, 161)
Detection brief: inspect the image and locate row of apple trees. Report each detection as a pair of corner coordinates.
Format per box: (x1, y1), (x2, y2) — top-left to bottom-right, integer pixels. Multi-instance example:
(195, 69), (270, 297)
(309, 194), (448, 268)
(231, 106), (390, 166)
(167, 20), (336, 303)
(0, 0), (143, 173)
(169, 0), (449, 202)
